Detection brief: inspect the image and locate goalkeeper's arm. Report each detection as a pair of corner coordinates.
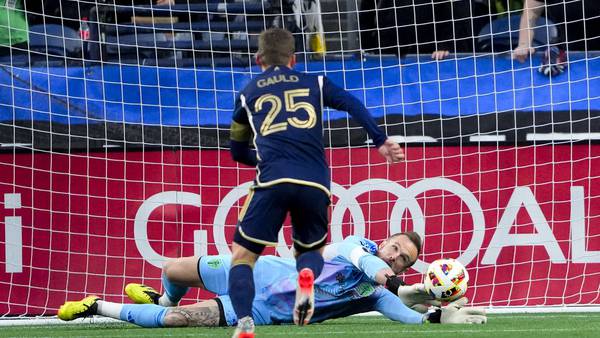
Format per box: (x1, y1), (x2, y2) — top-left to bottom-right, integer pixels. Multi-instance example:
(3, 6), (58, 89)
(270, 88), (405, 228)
(374, 291), (487, 324)
(326, 236), (405, 292)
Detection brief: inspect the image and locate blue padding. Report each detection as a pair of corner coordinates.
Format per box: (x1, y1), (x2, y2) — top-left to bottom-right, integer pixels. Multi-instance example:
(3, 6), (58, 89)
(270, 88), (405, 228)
(1, 53), (599, 126)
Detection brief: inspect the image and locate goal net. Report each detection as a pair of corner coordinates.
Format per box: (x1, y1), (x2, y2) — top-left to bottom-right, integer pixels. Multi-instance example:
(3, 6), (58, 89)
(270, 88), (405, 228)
(0, 0), (599, 320)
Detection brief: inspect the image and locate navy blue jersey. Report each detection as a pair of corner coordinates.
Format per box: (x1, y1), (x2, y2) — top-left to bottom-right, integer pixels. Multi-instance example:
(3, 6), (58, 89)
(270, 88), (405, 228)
(230, 66), (387, 194)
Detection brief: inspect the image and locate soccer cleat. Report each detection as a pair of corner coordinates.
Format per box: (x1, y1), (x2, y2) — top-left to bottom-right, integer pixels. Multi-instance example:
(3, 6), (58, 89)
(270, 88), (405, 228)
(125, 283), (161, 305)
(232, 316), (255, 338)
(293, 268), (315, 326)
(57, 296), (100, 321)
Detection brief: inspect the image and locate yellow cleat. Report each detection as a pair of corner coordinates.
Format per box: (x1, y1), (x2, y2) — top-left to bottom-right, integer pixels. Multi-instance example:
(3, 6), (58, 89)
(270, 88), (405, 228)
(125, 283), (161, 305)
(57, 296), (100, 321)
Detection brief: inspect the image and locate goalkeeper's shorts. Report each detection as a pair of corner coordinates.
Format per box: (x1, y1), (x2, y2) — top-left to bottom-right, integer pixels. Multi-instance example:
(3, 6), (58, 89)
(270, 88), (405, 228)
(217, 295), (271, 326)
(197, 254), (292, 326)
(198, 255), (272, 326)
(198, 255), (231, 295)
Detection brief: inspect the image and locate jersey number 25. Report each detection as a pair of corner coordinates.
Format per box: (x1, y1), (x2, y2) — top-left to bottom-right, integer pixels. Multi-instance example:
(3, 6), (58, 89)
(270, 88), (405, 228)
(255, 89), (317, 136)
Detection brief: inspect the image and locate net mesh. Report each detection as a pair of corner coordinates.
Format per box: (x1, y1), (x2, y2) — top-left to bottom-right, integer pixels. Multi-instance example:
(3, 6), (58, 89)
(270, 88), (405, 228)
(0, 0), (599, 316)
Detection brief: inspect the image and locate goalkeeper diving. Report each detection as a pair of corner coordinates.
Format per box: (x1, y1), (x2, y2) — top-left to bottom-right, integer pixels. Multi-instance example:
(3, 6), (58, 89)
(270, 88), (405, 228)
(58, 233), (486, 327)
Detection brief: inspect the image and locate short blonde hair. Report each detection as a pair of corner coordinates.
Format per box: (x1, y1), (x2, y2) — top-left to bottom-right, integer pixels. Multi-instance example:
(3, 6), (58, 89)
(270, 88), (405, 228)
(257, 28), (295, 66)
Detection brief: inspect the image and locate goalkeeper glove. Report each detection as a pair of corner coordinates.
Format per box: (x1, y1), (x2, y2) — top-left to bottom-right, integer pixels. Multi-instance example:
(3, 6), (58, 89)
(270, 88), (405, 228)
(396, 283), (441, 313)
(384, 274), (405, 295)
(424, 298), (487, 324)
(539, 46), (567, 77)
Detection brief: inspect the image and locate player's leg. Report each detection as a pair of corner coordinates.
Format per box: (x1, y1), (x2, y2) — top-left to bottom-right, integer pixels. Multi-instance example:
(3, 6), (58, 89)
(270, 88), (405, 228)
(162, 256), (206, 287)
(125, 256), (200, 306)
(229, 185), (288, 338)
(58, 296), (227, 328)
(58, 296), (167, 327)
(293, 247), (324, 326)
(229, 243), (259, 338)
(289, 185), (329, 326)
(127, 255), (233, 306)
(157, 256), (204, 306)
(161, 299), (227, 327)
(290, 186), (329, 276)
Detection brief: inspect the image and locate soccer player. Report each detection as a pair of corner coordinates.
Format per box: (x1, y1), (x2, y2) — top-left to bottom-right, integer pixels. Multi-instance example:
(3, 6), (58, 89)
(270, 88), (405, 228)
(227, 27), (404, 337)
(57, 233), (487, 329)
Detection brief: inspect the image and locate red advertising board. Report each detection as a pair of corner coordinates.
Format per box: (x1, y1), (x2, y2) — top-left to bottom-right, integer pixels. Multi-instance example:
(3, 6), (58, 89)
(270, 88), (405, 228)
(1, 145), (599, 315)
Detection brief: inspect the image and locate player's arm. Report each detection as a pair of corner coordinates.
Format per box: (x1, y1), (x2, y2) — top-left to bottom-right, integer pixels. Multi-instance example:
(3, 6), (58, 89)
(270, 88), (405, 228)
(372, 289), (424, 324)
(374, 290), (487, 324)
(325, 236), (400, 289)
(230, 95), (258, 166)
(514, 0), (544, 62)
(326, 237), (442, 307)
(321, 77), (404, 163)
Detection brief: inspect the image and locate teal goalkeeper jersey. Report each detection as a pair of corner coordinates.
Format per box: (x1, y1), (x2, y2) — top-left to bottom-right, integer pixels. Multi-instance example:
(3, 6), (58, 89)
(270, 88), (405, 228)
(244, 236), (423, 325)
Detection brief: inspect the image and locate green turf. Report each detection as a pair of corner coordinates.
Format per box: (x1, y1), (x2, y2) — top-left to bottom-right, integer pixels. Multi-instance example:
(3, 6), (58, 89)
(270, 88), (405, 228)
(2, 313), (599, 337)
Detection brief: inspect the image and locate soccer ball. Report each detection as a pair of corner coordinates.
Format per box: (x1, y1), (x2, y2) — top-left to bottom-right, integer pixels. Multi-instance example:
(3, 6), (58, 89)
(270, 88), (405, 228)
(423, 258), (469, 302)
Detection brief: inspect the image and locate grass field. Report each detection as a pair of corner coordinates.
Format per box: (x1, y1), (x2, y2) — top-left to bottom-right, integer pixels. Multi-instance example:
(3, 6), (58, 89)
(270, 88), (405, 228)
(2, 313), (600, 338)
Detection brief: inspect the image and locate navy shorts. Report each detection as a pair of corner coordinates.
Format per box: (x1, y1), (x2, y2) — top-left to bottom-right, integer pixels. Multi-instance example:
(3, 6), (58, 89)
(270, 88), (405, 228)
(234, 183), (330, 254)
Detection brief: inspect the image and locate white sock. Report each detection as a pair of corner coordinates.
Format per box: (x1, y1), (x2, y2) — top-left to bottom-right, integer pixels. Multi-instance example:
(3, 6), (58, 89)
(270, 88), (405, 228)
(158, 294), (178, 307)
(96, 300), (123, 319)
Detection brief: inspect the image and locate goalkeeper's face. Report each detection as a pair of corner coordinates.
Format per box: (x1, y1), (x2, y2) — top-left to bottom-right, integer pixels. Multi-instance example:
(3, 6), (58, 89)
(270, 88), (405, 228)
(377, 235), (419, 274)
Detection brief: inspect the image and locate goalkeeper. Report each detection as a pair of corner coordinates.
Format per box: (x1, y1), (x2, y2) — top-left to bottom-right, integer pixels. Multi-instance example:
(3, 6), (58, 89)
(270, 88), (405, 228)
(58, 233), (486, 327)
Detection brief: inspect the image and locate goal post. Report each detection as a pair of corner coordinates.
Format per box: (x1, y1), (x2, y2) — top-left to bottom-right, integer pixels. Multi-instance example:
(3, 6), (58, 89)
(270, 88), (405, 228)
(1, 0), (600, 321)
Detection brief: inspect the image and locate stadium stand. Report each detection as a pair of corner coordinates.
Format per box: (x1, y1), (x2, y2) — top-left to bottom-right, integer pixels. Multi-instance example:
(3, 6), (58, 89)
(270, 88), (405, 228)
(86, 1), (306, 67)
(28, 24), (82, 58)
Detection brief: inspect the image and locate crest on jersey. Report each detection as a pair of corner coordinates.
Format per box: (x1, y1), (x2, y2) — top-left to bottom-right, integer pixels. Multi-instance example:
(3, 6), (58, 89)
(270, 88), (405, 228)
(360, 239), (377, 255)
(206, 259), (223, 269)
(356, 282), (375, 297)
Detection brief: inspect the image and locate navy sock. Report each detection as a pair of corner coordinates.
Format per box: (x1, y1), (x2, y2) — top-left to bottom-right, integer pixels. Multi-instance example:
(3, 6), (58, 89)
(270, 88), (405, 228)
(296, 250), (324, 279)
(228, 264), (255, 319)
